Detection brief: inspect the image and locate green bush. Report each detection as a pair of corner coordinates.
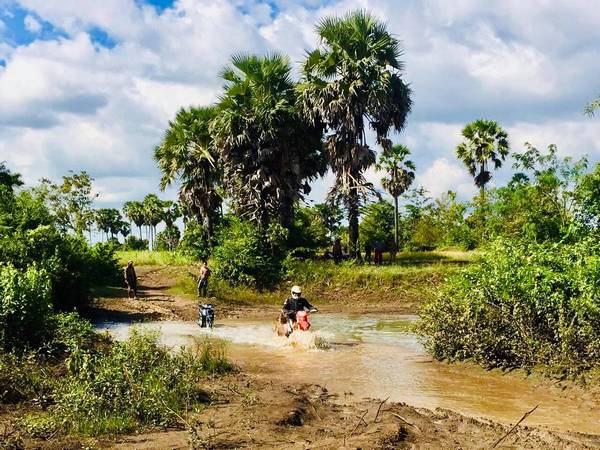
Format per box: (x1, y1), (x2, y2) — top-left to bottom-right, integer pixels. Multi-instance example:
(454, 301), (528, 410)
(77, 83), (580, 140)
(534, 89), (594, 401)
(51, 329), (231, 435)
(178, 221), (210, 261)
(0, 226), (120, 310)
(0, 351), (56, 405)
(0, 264), (52, 350)
(123, 235), (149, 250)
(212, 219), (288, 287)
(417, 238), (600, 376)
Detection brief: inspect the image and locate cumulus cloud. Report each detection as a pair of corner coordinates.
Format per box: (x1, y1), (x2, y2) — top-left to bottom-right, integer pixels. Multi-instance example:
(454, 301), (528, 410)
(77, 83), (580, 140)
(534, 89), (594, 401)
(23, 14), (41, 33)
(0, 0), (599, 208)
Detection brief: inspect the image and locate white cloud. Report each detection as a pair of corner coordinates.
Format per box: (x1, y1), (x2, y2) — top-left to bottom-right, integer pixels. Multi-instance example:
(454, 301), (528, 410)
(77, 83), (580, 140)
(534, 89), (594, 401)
(23, 14), (41, 33)
(416, 158), (477, 198)
(1, 0), (599, 208)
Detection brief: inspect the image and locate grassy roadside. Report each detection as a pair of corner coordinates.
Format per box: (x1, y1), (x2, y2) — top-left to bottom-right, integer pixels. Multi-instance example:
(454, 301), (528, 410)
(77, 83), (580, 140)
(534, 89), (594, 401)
(118, 249), (475, 311)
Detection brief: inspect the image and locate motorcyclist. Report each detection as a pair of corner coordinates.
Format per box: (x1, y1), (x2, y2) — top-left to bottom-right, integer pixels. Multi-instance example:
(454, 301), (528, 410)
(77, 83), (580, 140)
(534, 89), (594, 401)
(282, 285), (317, 337)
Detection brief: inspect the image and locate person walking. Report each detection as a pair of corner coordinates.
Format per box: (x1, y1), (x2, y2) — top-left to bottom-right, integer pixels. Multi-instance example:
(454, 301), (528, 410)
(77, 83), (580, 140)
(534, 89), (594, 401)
(197, 261), (211, 298)
(124, 260), (138, 299)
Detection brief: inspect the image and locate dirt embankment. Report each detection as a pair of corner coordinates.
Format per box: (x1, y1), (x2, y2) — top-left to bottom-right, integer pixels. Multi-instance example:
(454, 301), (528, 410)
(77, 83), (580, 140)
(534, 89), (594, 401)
(73, 266), (600, 450)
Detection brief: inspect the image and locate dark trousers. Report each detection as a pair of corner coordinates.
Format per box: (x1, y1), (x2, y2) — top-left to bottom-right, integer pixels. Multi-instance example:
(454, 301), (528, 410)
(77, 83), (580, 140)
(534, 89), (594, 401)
(197, 279), (208, 297)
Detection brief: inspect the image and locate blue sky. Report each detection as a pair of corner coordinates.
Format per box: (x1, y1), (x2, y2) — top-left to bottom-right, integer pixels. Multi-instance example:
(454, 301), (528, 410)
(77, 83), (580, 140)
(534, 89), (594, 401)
(0, 0), (599, 208)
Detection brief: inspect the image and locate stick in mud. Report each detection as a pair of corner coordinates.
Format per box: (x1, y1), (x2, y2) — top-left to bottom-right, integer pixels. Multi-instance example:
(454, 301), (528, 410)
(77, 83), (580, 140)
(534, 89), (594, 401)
(374, 397), (390, 423)
(491, 404), (539, 449)
(390, 412), (420, 432)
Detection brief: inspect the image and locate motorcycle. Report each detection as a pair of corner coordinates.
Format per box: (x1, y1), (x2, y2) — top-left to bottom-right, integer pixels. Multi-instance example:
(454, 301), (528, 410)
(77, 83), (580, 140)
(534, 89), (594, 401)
(276, 308), (318, 337)
(198, 303), (215, 329)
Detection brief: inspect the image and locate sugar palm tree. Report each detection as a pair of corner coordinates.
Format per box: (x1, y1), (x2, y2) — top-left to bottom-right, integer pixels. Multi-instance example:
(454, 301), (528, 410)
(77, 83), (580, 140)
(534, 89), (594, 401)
(584, 95), (600, 117)
(123, 200), (145, 239)
(154, 106), (222, 240)
(142, 194), (164, 250)
(377, 144), (415, 246)
(299, 10), (412, 256)
(455, 119), (509, 197)
(212, 53), (325, 228)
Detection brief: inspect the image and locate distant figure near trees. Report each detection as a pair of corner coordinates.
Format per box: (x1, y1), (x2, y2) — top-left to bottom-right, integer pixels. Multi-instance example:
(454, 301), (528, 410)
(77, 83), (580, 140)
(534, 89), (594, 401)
(197, 261), (211, 298)
(124, 260), (138, 299)
(388, 239), (398, 264)
(332, 238), (343, 264)
(374, 241), (384, 265)
(364, 242), (372, 264)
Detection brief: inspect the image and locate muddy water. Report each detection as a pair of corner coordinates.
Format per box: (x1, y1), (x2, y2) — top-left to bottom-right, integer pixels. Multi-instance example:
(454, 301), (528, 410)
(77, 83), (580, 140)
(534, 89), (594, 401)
(96, 315), (600, 434)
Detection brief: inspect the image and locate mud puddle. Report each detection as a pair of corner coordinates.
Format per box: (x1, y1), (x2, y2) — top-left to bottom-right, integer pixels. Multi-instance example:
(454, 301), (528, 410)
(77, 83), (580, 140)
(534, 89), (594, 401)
(96, 314), (600, 434)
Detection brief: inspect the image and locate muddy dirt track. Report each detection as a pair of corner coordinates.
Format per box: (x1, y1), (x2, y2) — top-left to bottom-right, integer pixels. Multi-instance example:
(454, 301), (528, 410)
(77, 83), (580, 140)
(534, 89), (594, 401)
(70, 266), (600, 449)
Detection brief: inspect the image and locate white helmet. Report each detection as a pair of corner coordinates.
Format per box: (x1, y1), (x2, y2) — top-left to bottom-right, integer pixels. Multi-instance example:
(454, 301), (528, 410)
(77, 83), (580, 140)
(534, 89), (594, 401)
(291, 285), (302, 295)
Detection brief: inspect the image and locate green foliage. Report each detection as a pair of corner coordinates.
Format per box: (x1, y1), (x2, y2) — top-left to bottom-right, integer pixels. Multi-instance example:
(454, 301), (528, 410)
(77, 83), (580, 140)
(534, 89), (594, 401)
(0, 225), (120, 311)
(122, 235), (149, 250)
(287, 205), (330, 255)
(0, 351), (56, 405)
(115, 250), (198, 267)
(455, 119), (509, 191)
(156, 224), (181, 251)
(178, 221), (210, 261)
(212, 218), (288, 287)
(212, 53), (325, 228)
(39, 171), (97, 236)
(359, 200), (394, 249)
(574, 162), (600, 228)
(417, 238), (600, 375)
(51, 329), (231, 435)
(0, 264), (52, 350)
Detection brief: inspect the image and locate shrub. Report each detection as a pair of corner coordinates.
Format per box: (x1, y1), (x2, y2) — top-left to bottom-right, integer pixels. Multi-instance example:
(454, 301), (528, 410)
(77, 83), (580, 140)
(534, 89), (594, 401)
(0, 351), (56, 405)
(212, 219), (288, 287)
(0, 264), (52, 350)
(0, 226), (120, 310)
(179, 221), (210, 261)
(51, 329), (231, 435)
(417, 237), (600, 376)
(123, 235), (149, 250)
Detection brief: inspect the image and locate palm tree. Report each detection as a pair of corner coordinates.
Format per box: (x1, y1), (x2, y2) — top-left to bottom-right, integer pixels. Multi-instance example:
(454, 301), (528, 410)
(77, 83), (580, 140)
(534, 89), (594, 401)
(585, 95), (600, 117)
(377, 144), (415, 246)
(154, 107), (222, 241)
(142, 194), (164, 250)
(299, 10), (412, 257)
(212, 53), (325, 229)
(123, 201), (145, 239)
(455, 119), (509, 197)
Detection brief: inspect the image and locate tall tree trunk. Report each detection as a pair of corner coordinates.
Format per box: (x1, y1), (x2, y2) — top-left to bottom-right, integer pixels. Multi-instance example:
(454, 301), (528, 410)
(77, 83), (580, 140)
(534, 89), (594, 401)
(348, 177), (360, 259)
(394, 195), (399, 247)
(138, 225), (142, 240)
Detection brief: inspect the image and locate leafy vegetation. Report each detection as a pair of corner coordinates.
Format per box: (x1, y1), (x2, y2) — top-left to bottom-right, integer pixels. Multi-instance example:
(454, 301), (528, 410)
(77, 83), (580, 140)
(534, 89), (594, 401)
(418, 238), (600, 376)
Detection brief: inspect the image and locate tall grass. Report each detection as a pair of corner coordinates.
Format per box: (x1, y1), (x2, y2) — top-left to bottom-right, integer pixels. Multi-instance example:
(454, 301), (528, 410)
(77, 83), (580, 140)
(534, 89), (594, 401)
(116, 250), (199, 267)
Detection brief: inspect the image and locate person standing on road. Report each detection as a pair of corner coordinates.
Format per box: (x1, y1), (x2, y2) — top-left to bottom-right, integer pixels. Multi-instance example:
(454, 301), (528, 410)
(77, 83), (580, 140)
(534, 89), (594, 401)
(124, 260), (138, 299)
(332, 238), (343, 264)
(197, 261), (211, 298)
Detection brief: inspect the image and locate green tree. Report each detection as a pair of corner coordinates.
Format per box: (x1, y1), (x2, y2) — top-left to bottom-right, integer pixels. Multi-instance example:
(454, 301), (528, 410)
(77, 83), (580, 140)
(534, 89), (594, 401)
(313, 202), (343, 240)
(212, 53), (325, 228)
(377, 144), (415, 246)
(299, 10), (412, 257)
(95, 208), (123, 241)
(455, 119), (509, 197)
(575, 162), (600, 229)
(154, 107), (222, 240)
(39, 171), (97, 239)
(0, 162), (23, 191)
(142, 194), (165, 250)
(122, 201), (145, 239)
(584, 94), (600, 117)
(359, 200), (395, 250)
